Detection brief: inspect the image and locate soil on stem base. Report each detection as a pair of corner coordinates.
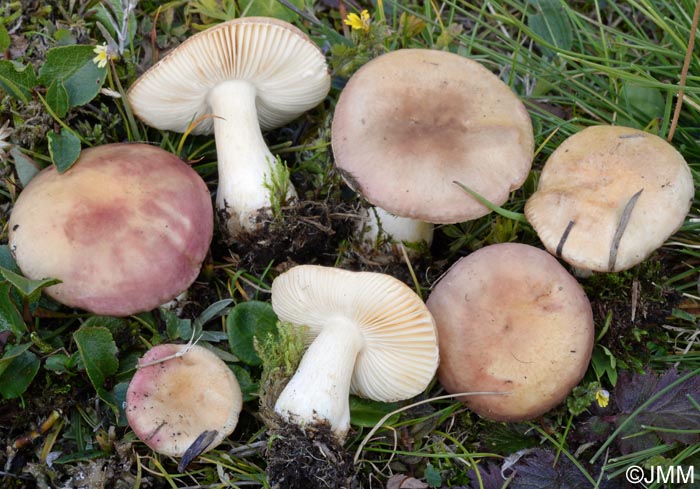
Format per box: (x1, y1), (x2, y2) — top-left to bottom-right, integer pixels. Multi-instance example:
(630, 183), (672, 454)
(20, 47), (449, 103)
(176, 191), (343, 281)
(266, 421), (357, 489)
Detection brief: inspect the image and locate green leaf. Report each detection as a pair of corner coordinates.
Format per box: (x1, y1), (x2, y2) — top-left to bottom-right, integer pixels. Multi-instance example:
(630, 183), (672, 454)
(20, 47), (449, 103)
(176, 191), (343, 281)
(0, 267), (61, 303)
(52, 449), (111, 465)
(46, 79), (70, 118)
(591, 345), (618, 386)
(528, 0), (573, 57)
(162, 308), (193, 341)
(47, 128), (81, 173)
(38, 45), (107, 109)
(73, 326), (118, 402)
(0, 282), (26, 337)
(0, 343), (31, 377)
(618, 82), (665, 128)
(194, 298), (233, 331)
(227, 301), (278, 366)
(53, 28), (77, 46)
(0, 246), (20, 274)
(453, 180), (528, 223)
(230, 364), (258, 402)
(80, 316), (129, 336)
(0, 60), (38, 103)
(44, 352), (73, 374)
(239, 0), (303, 22)
(0, 23), (10, 52)
(0, 349), (40, 399)
(112, 381), (130, 426)
(425, 463), (442, 488)
(10, 147), (41, 188)
(349, 397), (400, 428)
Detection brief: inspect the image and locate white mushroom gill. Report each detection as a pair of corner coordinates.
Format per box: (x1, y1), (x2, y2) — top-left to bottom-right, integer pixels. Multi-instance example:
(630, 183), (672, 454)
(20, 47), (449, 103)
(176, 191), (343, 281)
(126, 18), (331, 239)
(270, 265), (439, 442)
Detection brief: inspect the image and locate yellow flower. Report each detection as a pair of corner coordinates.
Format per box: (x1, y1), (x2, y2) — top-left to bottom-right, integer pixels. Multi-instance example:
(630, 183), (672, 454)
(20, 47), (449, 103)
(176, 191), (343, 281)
(595, 388), (610, 408)
(344, 9), (371, 32)
(92, 43), (114, 69)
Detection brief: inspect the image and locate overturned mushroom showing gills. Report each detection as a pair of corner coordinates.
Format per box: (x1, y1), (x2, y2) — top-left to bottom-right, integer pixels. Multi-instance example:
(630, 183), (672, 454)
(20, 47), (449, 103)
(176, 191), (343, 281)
(525, 125), (694, 272)
(127, 17), (330, 240)
(8, 143), (212, 316)
(271, 264), (439, 440)
(331, 48), (534, 253)
(126, 344), (242, 461)
(427, 243), (594, 421)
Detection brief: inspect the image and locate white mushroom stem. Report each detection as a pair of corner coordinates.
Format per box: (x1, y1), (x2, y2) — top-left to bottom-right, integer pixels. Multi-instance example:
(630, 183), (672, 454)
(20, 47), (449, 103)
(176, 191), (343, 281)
(208, 80), (297, 235)
(274, 316), (364, 440)
(358, 206), (434, 254)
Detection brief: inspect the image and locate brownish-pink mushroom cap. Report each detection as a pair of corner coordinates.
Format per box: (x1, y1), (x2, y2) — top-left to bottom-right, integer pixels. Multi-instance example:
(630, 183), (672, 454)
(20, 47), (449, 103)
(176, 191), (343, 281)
(126, 344), (242, 457)
(427, 243), (594, 421)
(525, 125), (694, 272)
(8, 143), (213, 316)
(332, 48), (534, 224)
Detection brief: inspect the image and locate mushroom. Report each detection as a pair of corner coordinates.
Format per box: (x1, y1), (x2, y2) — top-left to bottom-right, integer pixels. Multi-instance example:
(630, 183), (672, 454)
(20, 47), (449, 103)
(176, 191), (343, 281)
(125, 344), (242, 463)
(525, 125), (694, 272)
(427, 243), (594, 421)
(127, 17), (331, 239)
(8, 143), (212, 316)
(271, 264), (439, 440)
(331, 48), (534, 255)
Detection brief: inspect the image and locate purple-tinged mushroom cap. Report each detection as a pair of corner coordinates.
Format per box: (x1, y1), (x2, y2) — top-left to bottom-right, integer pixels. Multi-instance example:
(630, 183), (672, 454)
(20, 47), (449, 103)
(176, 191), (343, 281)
(8, 143), (213, 316)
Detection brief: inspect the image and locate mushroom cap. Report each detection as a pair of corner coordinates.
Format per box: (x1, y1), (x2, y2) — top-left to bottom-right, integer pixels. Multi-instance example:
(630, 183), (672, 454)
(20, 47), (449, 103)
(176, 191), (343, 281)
(125, 344), (242, 457)
(127, 17), (330, 135)
(331, 48), (534, 224)
(8, 143), (213, 316)
(427, 243), (594, 422)
(525, 125), (694, 272)
(271, 265), (439, 402)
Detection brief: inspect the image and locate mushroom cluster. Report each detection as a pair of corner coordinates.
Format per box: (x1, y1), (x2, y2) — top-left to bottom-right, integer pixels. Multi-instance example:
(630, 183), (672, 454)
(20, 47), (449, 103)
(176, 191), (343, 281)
(9, 7), (696, 484)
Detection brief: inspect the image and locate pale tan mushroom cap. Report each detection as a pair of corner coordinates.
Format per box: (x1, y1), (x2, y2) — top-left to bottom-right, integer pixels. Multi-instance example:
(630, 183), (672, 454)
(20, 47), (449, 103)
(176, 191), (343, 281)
(8, 143), (213, 316)
(525, 125), (694, 272)
(126, 344), (242, 457)
(332, 49), (534, 224)
(127, 17), (330, 134)
(427, 243), (594, 421)
(271, 265), (439, 402)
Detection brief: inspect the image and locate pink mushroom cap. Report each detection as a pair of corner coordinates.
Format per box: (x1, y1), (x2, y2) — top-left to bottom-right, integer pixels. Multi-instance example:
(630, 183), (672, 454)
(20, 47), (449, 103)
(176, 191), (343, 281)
(125, 344), (243, 457)
(427, 243), (594, 421)
(8, 143), (213, 316)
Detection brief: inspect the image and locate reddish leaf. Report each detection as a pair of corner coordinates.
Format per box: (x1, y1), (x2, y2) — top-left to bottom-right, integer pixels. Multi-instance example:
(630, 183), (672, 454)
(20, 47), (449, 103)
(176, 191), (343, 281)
(612, 368), (700, 453)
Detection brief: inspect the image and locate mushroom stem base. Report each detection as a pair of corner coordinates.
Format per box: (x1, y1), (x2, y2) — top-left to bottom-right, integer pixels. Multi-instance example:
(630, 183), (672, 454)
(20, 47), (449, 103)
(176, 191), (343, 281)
(355, 206), (433, 263)
(266, 420), (356, 489)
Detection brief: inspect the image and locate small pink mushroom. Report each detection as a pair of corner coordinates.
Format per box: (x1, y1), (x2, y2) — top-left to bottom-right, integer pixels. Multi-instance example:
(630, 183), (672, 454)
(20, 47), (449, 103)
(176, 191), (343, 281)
(126, 344), (242, 460)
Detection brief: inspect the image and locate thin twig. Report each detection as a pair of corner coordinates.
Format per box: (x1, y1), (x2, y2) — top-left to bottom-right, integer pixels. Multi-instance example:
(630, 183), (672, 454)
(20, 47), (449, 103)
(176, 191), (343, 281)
(667, 0), (700, 142)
